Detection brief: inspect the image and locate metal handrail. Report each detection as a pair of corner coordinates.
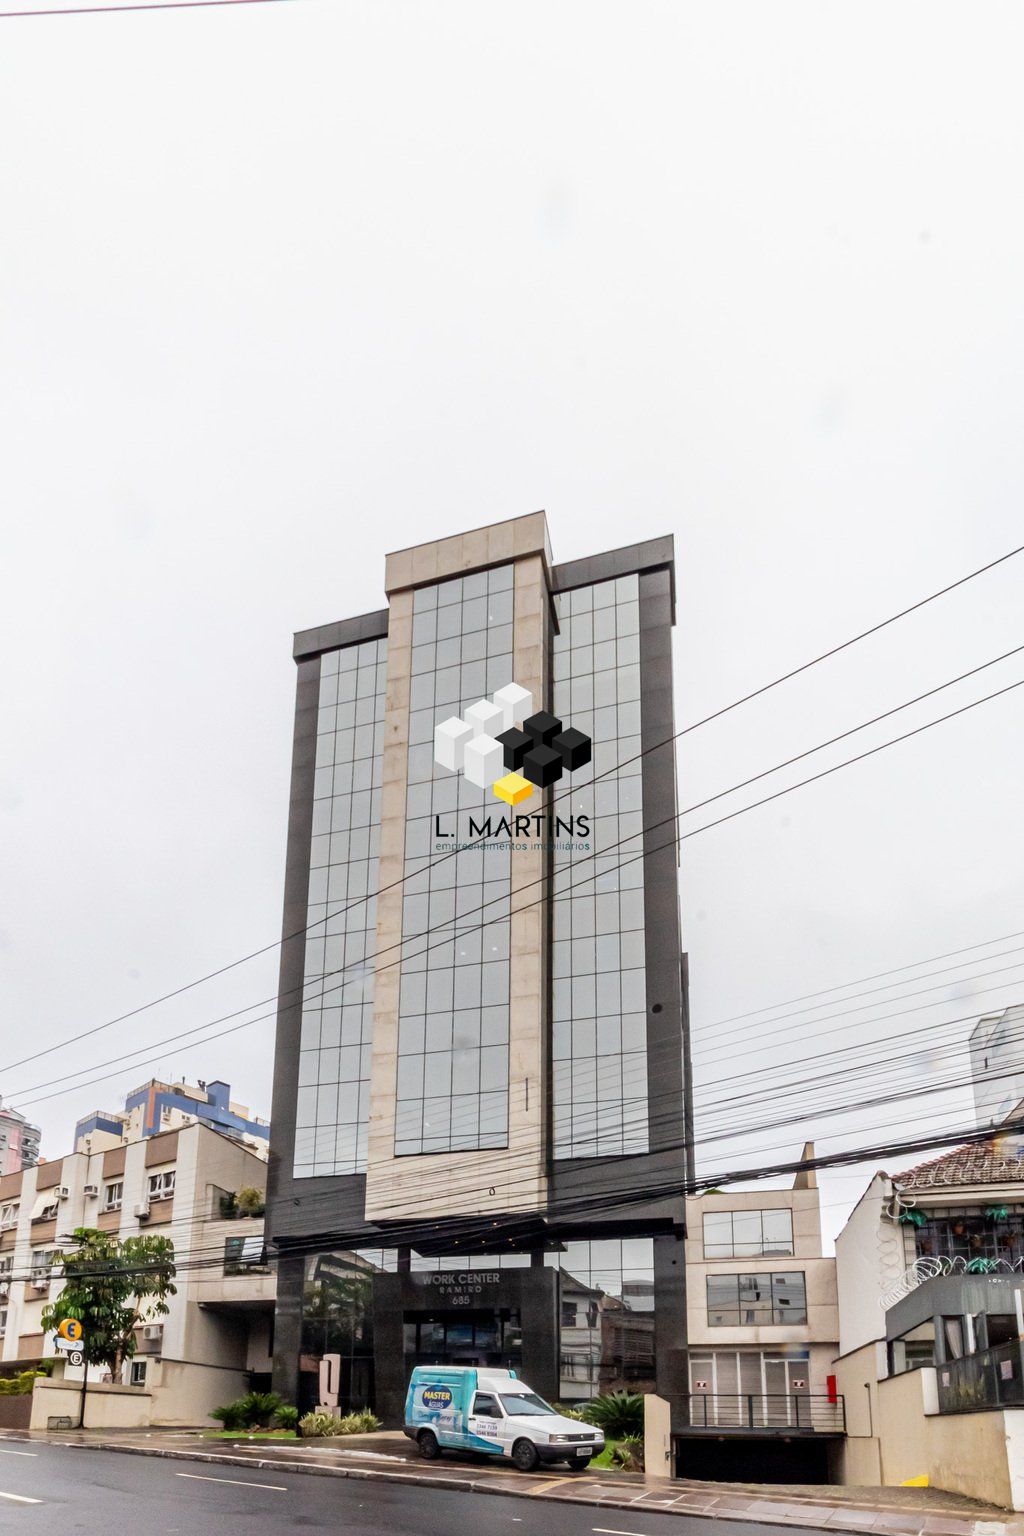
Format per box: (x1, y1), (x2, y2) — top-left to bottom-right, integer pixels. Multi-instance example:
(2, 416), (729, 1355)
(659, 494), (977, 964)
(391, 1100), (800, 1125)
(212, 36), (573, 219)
(679, 1392), (846, 1433)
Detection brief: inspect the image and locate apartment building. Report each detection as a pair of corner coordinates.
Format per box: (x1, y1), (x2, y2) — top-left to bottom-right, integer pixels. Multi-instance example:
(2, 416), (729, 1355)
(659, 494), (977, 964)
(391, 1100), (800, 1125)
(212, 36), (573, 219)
(0, 1102), (41, 1176)
(970, 1005), (1024, 1131)
(680, 1145), (842, 1482)
(0, 1122), (273, 1424)
(74, 1078), (269, 1159)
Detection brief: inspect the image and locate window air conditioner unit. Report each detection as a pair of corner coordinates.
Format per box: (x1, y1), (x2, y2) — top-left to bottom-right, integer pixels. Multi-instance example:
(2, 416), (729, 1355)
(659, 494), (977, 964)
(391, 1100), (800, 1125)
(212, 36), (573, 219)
(56, 1187), (71, 1199)
(30, 1279), (49, 1293)
(143, 1323), (163, 1341)
(83, 1185), (99, 1198)
(133, 1202), (151, 1219)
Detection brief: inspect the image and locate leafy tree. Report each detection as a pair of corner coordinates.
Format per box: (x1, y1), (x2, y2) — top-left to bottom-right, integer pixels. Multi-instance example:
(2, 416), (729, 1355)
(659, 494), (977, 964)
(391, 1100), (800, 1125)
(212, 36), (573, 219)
(41, 1227), (176, 1379)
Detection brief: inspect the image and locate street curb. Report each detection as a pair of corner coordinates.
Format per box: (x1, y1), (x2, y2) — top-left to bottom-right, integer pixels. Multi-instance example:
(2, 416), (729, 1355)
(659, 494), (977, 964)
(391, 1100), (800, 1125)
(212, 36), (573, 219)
(3, 1433), (1017, 1536)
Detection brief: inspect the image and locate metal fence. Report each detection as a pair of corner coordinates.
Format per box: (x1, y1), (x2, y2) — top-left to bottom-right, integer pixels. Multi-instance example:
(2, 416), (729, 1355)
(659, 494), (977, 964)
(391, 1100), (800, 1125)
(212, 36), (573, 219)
(680, 1392), (846, 1433)
(937, 1341), (1024, 1413)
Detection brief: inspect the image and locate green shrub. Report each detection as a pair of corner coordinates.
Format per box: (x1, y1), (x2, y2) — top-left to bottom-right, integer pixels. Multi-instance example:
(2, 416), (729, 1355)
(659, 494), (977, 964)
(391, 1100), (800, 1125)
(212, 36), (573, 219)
(239, 1390), (283, 1427)
(0, 1370), (44, 1397)
(555, 1403), (585, 1420)
(211, 1390), (283, 1430)
(274, 1404), (299, 1430)
(298, 1407), (381, 1437)
(581, 1390), (644, 1439)
(235, 1186), (266, 1218)
(336, 1408), (381, 1434)
(299, 1410), (345, 1438)
(611, 1434), (645, 1471)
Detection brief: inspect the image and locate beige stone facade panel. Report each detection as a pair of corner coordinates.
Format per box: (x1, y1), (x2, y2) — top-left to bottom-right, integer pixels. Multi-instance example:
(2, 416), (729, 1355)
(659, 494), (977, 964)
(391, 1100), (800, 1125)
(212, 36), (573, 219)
(364, 546), (552, 1221)
(385, 512), (551, 595)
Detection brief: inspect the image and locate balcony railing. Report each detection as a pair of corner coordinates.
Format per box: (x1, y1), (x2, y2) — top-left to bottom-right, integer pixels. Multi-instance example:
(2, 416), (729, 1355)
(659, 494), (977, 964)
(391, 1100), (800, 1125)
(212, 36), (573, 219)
(680, 1393), (846, 1433)
(937, 1341), (1024, 1413)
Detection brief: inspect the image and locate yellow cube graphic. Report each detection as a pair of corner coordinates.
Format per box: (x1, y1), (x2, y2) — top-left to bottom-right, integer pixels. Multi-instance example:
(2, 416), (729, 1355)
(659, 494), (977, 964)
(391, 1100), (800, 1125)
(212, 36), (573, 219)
(493, 772), (532, 806)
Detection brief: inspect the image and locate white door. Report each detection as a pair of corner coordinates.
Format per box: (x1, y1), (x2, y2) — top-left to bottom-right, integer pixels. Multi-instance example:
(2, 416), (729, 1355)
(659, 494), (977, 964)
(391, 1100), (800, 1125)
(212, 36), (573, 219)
(466, 1391), (505, 1453)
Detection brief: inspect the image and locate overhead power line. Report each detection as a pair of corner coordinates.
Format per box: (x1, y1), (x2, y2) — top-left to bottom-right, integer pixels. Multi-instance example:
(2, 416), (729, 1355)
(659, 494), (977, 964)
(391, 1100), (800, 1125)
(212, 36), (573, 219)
(702, 926), (1024, 1031)
(11, 667), (1024, 1115)
(0, 0), (297, 18)
(6, 1108), (1021, 1287)
(9, 638), (1024, 1107)
(8, 539), (1021, 1077)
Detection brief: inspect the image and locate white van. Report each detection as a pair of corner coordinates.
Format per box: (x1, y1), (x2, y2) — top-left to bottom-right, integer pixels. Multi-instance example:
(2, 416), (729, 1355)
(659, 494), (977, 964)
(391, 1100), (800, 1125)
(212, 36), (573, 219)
(404, 1365), (604, 1472)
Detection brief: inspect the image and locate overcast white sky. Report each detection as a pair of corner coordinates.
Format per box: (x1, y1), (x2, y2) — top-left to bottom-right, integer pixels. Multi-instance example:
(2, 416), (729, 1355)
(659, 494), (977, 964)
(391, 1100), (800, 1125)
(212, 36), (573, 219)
(2, 0), (1023, 1248)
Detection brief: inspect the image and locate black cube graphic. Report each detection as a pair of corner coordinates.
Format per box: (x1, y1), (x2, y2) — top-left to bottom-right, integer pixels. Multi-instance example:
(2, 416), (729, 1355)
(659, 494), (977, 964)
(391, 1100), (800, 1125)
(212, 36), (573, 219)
(522, 743), (564, 789)
(523, 711), (562, 747)
(552, 727), (592, 772)
(497, 726), (531, 772)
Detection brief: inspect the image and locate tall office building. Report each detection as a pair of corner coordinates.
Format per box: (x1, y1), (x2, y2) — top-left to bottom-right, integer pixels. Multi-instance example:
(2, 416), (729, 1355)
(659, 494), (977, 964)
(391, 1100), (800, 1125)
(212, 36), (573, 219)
(0, 1102), (41, 1176)
(268, 513), (691, 1421)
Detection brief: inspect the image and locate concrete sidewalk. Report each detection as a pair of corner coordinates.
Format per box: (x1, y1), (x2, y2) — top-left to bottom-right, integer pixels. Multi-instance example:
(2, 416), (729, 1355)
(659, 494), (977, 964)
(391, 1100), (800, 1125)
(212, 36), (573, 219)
(1, 1426), (1016, 1535)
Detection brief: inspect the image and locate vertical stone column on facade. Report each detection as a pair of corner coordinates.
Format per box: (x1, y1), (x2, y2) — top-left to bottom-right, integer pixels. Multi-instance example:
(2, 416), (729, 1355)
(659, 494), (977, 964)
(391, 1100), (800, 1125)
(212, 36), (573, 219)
(364, 515), (551, 1219)
(364, 589), (413, 1205)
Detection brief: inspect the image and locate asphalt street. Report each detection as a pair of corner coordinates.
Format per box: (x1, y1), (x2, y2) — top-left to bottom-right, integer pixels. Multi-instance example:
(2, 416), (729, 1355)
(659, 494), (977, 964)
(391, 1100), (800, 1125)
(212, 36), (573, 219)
(0, 1442), (836, 1535)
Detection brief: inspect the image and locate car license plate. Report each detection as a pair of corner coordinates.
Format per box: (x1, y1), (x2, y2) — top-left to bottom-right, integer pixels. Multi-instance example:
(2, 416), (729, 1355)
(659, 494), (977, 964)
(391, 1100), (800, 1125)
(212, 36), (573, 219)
(576, 1447), (589, 1457)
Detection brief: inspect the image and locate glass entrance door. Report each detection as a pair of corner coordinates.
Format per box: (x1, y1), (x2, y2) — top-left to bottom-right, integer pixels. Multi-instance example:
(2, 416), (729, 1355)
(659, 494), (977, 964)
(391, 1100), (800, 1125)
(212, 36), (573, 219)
(403, 1310), (522, 1370)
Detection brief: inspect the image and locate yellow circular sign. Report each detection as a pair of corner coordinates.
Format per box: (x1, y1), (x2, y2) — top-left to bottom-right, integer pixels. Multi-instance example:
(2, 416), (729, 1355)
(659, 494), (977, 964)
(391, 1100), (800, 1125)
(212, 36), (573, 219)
(57, 1319), (83, 1342)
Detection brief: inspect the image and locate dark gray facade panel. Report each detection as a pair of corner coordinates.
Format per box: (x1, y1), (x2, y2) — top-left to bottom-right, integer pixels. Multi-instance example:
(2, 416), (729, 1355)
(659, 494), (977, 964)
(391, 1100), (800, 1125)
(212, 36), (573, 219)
(638, 567), (686, 1158)
(271, 1253), (305, 1404)
(293, 608), (389, 661)
(267, 653), (321, 1219)
(267, 651), (376, 1246)
(552, 536), (676, 618)
(654, 1231), (689, 1403)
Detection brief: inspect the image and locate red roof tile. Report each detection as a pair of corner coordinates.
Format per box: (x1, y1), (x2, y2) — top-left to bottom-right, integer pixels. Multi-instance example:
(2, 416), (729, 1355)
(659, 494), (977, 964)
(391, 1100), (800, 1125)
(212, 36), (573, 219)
(895, 1139), (1024, 1190)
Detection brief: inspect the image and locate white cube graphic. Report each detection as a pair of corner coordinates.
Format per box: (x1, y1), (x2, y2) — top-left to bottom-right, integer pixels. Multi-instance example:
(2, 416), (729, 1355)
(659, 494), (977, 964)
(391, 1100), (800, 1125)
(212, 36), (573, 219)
(465, 698), (504, 738)
(492, 682), (533, 731)
(434, 716), (474, 772)
(463, 733), (504, 789)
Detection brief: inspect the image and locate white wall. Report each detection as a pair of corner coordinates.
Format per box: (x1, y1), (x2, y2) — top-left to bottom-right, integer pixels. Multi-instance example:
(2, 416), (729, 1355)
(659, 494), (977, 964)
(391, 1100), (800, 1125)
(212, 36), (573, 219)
(834, 1172), (911, 1356)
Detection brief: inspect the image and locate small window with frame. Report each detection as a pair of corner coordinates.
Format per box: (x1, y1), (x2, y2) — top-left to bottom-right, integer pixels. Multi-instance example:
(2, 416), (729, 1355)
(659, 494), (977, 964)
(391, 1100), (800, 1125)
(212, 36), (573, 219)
(147, 1170), (176, 1201)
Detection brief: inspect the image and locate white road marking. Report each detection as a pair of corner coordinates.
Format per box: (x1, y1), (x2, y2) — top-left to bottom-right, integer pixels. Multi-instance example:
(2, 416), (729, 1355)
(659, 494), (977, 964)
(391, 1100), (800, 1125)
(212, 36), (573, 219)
(0, 1490), (43, 1504)
(593, 1528), (653, 1535)
(175, 1473), (287, 1491)
(0, 1449), (36, 1456)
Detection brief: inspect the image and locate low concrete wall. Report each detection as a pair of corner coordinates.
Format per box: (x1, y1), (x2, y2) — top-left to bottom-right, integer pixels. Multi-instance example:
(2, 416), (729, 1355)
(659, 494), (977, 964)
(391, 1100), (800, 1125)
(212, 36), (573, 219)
(148, 1359), (249, 1426)
(925, 1409), (1015, 1510)
(30, 1378), (152, 1430)
(644, 1394), (672, 1480)
(833, 1351), (1022, 1509)
(0, 1394), (33, 1429)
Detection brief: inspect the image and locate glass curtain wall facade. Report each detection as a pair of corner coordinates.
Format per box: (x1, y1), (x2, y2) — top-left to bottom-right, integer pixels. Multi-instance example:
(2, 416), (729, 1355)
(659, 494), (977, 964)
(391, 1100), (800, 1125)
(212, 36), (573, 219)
(551, 576), (648, 1157)
(294, 638), (386, 1176)
(396, 568), (515, 1155)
